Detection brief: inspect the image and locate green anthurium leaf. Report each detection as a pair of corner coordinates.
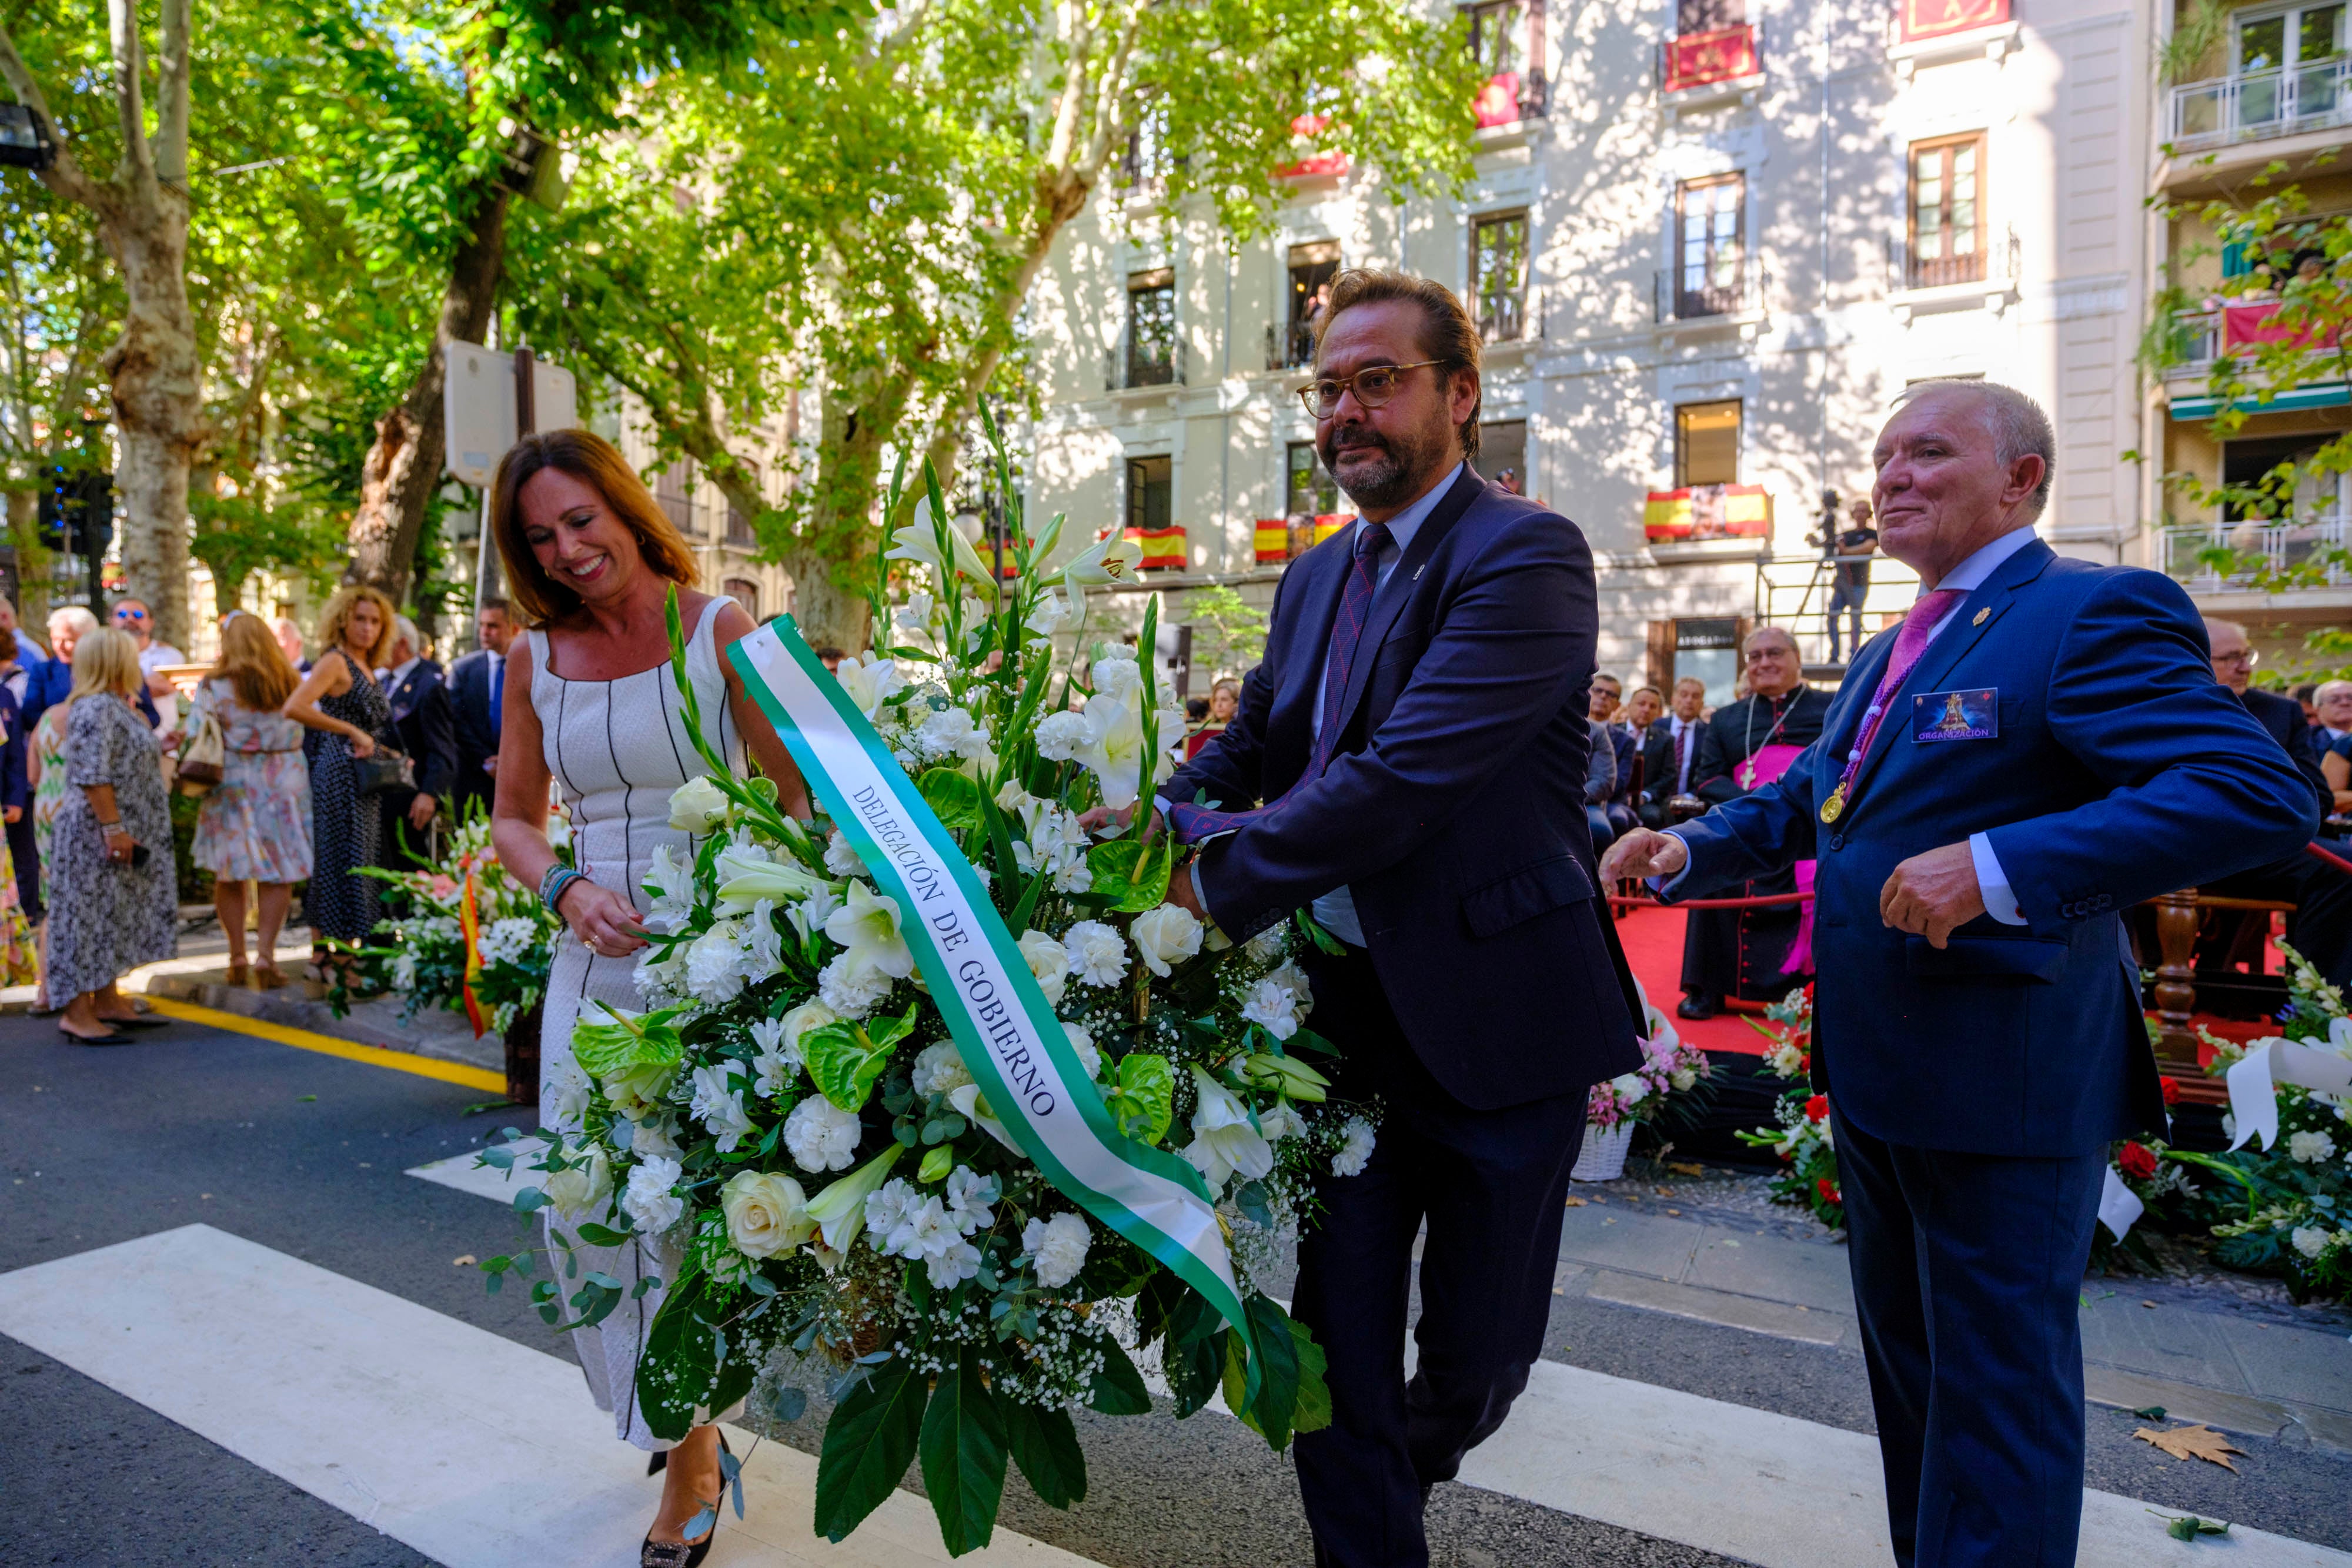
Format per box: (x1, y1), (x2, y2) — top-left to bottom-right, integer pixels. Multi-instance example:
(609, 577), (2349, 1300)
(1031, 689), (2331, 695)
(918, 766), (984, 831)
(805, 1021), (894, 1112)
(1087, 838), (1173, 914)
(864, 1003), (920, 1054)
(918, 1351), (1008, 1557)
(1087, 1338), (1154, 1415)
(1107, 1052), (1175, 1145)
(816, 1359), (929, 1543)
(1001, 1399), (1087, 1510)
(569, 1003), (687, 1079)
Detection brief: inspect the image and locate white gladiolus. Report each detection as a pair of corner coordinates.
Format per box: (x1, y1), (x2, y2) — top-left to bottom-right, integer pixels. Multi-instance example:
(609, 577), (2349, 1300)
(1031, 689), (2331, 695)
(721, 1169), (816, 1259)
(749, 1016), (802, 1099)
(1017, 928), (1071, 1003)
(1130, 903), (1204, 977)
(1240, 978), (1300, 1041)
(666, 776), (730, 832)
(714, 846), (831, 911)
(1023, 1211), (1092, 1289)
(1064, 920), (1129, 987)
(825, 881), (915, 982)
(2288, 1130), (2338, 1164)
(831, 653), (904, 719)
(543, 1057), (593, 1130)
(1183, 1066), (1275, 1189)
(689, 1062), (759, 1152)
(1024, 587), (1073, 644)
(621, 1155), (686, 1234)
(948, 1082), (1024, 1153)
(784, 1096), (863, 1173)
(543, 1139), (613, 1219)
(643, 842), (697, 932)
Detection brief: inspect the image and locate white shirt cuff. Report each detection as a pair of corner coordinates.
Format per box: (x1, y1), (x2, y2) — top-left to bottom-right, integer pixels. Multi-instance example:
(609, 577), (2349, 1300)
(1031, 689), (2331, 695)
(1970, 831), (2025, 925)
(1645, 830), (1695, 898)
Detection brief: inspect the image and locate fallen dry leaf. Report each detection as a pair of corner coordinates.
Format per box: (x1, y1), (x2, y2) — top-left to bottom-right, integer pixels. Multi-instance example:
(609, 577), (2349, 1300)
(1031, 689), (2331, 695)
(1563, 1196), (1586, 1207)
(1666, 1161), (1705, 1176)
(452, 1255), (477, 1268)
(2134, 1425), (2244, 1472)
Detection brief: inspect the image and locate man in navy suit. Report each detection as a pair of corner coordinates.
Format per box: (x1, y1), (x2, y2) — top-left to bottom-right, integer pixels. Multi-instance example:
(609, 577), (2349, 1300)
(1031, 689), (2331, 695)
(1117, 269), (1642, 1567)
(378, 617), (457, 866)
(446, 597), (514, 821)
(1603, 382), (2314, 1567)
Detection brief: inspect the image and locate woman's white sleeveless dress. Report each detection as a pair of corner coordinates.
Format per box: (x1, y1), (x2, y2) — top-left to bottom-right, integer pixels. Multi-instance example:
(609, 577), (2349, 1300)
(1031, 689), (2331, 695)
(531, 596), (741, 1450)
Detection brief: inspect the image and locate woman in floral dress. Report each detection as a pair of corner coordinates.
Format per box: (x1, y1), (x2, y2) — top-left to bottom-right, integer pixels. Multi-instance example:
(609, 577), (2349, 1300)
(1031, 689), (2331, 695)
(192, 614), (312, 988)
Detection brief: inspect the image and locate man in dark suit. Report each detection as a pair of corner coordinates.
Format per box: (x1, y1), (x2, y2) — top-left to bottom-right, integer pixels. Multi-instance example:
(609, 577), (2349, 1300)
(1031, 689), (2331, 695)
(1125, 269), (1642, 1567)
(1605, 382), (2313, 1568)
(1638, 676), (1708, 826)
(379, 617), (457, 867)
(1587, 673), (1639, 839)
(447, 597), (515, 821)
(2200, 618), (2352, 987)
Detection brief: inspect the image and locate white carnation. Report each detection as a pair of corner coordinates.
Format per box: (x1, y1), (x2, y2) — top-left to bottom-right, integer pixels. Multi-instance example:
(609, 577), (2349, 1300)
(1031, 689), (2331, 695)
(1061, 1021), (1103, 1081)
(1130, 903), (1204, 978)
(620, 1155), (685, 1235)
(825, 829), (865, 877)
(1023, 1211), (1092, 1289)
(2291, 1225), (2331, 1259)
(912, 1040), (974, 1099)
(1017, 928), (1070, 1004)
(1090, 655), (1144, 704)
(2288, 1130), (2337, 1164)
(818, 954), (893, 1018)
(684, 921), (751, 1005)
(1033, 710), (1093, 763)
(917, 704), (993, 763)
(784, 1096), (863, 1173)
(1331, 1116), (1377, 1177)
(1064, 920), (1128, 987)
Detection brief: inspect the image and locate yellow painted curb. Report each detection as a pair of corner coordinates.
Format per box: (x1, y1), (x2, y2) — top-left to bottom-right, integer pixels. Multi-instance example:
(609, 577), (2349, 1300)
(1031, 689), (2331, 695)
(142, 997), (510, 1096)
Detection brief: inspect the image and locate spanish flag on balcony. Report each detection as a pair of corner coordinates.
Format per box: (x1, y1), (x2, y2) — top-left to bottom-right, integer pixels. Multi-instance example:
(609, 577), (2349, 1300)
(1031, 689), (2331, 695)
(1642, 483), (1773, 542)
(1124, 524), (1186, 571)
(1314, 513), (1350, 546)
(1255, 521), (1290, 563)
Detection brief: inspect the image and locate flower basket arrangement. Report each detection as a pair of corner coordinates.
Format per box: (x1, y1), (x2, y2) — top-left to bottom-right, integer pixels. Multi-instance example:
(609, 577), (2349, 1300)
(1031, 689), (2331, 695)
(482, 433), (1375, 1557)
(1578, 985), (1711, 1181)
(1735, 988), (1846, 1227)
(348, 811), (566, 1038)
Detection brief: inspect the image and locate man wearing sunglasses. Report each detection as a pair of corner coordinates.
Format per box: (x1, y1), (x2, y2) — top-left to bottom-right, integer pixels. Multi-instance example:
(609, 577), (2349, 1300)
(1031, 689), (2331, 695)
(110, 598), (184, 707)
(1128, 269), (1643, 1567)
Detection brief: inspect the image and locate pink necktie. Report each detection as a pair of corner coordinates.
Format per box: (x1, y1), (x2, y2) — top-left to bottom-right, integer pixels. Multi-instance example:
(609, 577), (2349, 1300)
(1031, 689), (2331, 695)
(1825, 589), (1963, 818)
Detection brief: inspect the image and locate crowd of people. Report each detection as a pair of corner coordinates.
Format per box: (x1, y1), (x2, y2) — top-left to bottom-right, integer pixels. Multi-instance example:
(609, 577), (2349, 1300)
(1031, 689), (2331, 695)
(0, 583), (520, 1042)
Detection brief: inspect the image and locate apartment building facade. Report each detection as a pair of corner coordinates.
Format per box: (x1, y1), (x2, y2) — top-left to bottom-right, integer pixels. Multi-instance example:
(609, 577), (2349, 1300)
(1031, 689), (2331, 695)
(1024, 0), (2154, 700)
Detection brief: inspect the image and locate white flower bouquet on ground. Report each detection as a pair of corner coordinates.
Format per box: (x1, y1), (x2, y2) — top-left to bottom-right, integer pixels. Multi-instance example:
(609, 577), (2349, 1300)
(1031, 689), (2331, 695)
(485, 431), (1375, 1556)
(350, 813), (564, 1035)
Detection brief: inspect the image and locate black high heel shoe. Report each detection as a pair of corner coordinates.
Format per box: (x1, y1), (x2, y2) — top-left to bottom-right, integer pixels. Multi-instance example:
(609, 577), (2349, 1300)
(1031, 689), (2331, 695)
(641, 1432), (731, 1568)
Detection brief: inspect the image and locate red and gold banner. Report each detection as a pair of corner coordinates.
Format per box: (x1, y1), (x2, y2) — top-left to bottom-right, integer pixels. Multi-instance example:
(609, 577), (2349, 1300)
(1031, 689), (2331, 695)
(1277, 112), (1348, 179)
(457, 870), (489, 1038)
(1475, 72), (1521, 129)
(1642, 484), (1773, 542)
(1124, 524), (1186, 571)
(1662, 24), (1758, 93)
(1254, 521), (1291, 564)
(1898, 0), (2007, 45)
(2223, 300), (2341, 352)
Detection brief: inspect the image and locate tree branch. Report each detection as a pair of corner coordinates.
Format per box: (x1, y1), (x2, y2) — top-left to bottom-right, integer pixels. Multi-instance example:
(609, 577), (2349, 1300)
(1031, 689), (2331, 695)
(106, 0), (158, 193)
(0, 22), (101, 209)
(153, 0), (192, 188)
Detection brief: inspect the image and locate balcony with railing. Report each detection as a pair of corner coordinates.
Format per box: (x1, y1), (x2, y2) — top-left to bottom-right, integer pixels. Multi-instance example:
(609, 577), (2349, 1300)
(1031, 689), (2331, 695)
(2159, 299), (2350, 419)
(1654, 254), (1766, 323)
(2164, 508), (2352, 590)
(1106, 333), (1186, 393)
(1886, 225), (2019, 317)
(2170, 58), (2352, 154)
(1265, 319), (1317, 372)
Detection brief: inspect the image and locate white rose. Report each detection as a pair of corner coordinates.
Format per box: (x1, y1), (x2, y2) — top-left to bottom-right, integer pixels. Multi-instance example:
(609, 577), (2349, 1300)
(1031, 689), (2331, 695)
(543, 1139), (613, 1219)
(667, 776), (730, 833)
(1064, 920), (1129, 987)
(1023, 1211), (1092, 1289)
(620, 1155), (686, 1235)
(1017, 928), (1071, 1004)
(784, 1095), (863, 1173)
(2288, 1129), (2338, 1164)
(1608, 1071), (1652, 1107)
(2291, 1225), (2331, 1259)
(912, 1040), (974, 1099)
(1130, 903), (1204, 978)
(721, 1169), (816, 1259)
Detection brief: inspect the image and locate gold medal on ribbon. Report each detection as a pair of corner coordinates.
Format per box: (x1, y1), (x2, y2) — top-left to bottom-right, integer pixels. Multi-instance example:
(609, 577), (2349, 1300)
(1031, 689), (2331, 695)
(1819, 784), (1846, 824)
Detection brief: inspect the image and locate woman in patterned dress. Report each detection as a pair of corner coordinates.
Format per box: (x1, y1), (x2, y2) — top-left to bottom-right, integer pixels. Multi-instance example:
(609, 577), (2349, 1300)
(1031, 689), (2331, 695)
(283, 585), (396, 989)
(44, 628), (175, 1044)
(192, 614), (312, 988)
(486, 429), (809, 1566)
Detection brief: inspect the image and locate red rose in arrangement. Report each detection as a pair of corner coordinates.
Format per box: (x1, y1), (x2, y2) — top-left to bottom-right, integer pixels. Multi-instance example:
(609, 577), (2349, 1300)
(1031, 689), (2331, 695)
(2116, 1142), (2158, 1182)
(1815, 1177), (1842, 1207)
(2160, 1076), (2181, 1105)
(1804, 1094), (1830, 1123)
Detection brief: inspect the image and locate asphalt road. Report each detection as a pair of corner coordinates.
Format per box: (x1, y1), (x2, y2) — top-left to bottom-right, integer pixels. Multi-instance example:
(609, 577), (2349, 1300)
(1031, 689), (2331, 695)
(3, 1009), (2346, 1567)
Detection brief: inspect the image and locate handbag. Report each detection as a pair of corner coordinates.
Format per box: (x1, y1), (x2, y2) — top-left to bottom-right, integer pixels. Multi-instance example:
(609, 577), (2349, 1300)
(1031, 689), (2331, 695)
(175, 705), (227, 796)
(352, 737), (415, 797)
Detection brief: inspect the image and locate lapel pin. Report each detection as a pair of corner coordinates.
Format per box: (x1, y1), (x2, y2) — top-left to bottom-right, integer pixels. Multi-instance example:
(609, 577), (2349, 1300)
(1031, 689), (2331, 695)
(1972, 607), (1989, 626)
(1414, 565), (1425, 581)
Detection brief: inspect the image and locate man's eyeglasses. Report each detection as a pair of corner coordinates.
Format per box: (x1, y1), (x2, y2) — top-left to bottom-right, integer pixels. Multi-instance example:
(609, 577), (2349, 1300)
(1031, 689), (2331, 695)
(112, 607), (146, 622)
(1298, 361), (1442, 418)
(2213, 648), (2259, 668)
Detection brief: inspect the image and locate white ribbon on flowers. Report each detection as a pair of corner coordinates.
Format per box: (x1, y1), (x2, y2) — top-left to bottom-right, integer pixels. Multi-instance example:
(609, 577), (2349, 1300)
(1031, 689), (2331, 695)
(2097, 1167), (2144, 1242)
(727, 620), (1251, 1335)
(2225, 1037), (2352, 1152)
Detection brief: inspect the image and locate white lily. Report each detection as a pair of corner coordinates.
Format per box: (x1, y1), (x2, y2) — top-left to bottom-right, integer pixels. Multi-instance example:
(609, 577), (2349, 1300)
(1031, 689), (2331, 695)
(1184, 1065), (1275, 1189)
(886, 499), (995, 586)
(948, 1082), (1025, 1154)
(1062, 532), (1144, 588)
(714, 846), (832, 912)
(803, 1145), (907, 1251)
(1075, 693), (1184, 811)
(823, 881), (914, 981)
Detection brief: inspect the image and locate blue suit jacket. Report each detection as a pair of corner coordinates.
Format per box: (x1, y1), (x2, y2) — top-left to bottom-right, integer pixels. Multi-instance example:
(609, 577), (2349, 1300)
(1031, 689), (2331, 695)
(1167, 466), (1643, 1111)
(1670, 539), (2316, 1156)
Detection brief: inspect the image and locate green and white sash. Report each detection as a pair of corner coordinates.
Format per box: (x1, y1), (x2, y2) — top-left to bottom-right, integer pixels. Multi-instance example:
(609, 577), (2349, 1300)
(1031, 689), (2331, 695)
(729, 621), (1249, 1332)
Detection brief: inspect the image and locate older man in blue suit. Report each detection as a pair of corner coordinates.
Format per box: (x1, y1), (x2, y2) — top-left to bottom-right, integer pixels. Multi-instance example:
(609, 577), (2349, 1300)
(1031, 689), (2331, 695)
(1604, 381), (2314, 1567)
(1106, 268), (1643, 1567)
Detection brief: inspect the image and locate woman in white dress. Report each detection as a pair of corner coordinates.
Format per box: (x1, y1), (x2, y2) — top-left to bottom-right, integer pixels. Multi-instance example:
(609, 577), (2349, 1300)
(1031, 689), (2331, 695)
(487, 429), (809, 1567)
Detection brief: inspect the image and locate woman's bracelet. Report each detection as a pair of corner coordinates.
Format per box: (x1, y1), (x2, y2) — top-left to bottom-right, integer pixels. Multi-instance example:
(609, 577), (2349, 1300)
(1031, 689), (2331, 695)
(539, 864), (583, 914)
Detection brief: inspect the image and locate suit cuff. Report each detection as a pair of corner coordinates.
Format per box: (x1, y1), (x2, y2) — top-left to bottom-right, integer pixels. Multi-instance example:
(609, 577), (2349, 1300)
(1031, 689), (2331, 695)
(1970, 831), (2026, 925)
(1646, 830), (1696, 899)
